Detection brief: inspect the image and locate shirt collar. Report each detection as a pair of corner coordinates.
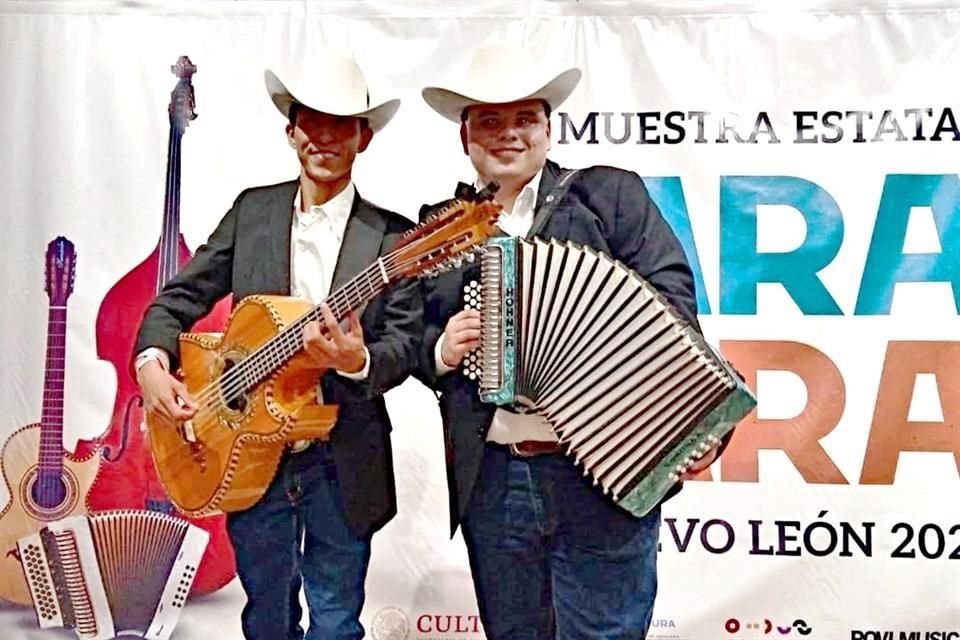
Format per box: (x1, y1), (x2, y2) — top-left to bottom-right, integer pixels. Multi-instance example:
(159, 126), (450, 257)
(476, 168), (543, 218)
(294, 182), (355, 239)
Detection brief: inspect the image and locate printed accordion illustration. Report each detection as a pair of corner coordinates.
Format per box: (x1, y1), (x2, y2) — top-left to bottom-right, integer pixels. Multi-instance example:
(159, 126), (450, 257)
(16, 509), (208, 640)
(463, 236), (757, 516)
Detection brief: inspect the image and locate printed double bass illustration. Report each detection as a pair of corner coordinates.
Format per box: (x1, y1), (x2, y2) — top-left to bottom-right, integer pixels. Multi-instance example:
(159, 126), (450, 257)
(86, 56), (236, 595)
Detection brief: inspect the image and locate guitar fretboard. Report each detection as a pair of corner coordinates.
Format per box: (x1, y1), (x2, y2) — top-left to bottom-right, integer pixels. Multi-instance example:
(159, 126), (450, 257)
(39, 305), (67, 474)
(224, 261), (390, 398)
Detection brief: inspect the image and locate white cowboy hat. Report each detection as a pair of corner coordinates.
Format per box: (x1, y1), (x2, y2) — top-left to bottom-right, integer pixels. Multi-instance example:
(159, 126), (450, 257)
(422, 43), (581, 122)
(264, 47), (400, 132)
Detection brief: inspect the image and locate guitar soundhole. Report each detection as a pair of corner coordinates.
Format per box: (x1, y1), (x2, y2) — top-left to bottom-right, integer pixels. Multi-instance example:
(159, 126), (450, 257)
(220, 357), (247, 413)
(31, 472), (67, 510)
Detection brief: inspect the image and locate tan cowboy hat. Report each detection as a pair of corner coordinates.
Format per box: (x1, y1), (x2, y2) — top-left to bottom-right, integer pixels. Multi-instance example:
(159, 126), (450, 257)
(264, 46), (400, 132)
(422, 43), (581, 122)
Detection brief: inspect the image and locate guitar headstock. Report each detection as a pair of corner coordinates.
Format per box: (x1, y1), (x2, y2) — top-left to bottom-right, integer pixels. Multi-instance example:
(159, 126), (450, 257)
(387, 198), (502, 281)
(169, 56), (198, 131)
(45, 237), (77, 306)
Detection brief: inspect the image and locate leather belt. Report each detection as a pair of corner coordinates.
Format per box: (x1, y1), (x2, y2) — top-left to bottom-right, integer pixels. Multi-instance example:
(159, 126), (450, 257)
(491, 440), (563, 458)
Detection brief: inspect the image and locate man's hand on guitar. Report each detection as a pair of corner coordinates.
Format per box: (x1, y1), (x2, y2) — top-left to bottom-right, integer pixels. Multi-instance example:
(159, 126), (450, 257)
(303, 304), (367, 374)
(137, 359), (198, 425)
(440, 309), (481, 368)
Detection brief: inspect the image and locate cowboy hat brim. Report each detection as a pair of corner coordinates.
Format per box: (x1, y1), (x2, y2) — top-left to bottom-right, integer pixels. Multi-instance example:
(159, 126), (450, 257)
(265, 69), (400, 132)
(421, 67), (581, 123)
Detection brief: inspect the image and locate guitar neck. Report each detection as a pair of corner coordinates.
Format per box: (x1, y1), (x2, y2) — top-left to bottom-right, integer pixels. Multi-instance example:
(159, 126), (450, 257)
(297, 263), (388, 334)
(39, 305), (67, 473)
(221, 193), (498, 390)
(157, 124), (185, 293)
(235, 260), (391, 386)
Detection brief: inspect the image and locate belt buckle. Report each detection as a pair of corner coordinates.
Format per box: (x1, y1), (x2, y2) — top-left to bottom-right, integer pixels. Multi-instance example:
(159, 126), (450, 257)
(288, 439), (313, 454)
(508, 442), (537, 458)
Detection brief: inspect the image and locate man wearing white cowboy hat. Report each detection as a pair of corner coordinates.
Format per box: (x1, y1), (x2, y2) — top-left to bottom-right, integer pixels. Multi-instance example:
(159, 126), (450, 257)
(134, 47), (422, 640)
(416, 43), (724, 639)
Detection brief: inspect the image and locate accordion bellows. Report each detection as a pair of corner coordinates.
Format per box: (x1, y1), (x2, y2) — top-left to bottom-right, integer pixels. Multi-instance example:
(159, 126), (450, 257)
(463, 237), (757, 516)
(17, 509), (208, 640)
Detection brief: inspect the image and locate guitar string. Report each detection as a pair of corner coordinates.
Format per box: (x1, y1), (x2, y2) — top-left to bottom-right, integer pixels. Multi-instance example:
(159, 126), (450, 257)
(189, 232), (446, 407)
(189, 261), (386, 412)
(193, 213), (484, 408)
(177, 231), (479, 437)
(176, 252), (446, 440)
(39, 293), (69, 504)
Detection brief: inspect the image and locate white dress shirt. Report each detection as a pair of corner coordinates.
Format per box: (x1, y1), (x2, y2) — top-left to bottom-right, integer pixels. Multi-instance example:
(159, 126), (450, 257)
(435, 170), (557, 445)
(291, 181), (370, 379)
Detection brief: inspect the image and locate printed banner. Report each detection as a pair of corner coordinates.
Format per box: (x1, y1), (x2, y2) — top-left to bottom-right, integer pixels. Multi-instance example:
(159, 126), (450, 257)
(0, 2), (956, 639)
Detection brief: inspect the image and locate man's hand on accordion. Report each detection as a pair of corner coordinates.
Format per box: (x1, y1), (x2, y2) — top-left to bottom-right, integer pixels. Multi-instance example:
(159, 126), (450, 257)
(678, 443), (720, 481)
(438, 309), (481, 369)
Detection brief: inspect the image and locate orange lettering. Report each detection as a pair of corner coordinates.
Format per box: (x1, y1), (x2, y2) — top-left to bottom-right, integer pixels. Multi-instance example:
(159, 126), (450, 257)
(717, 340), (847, 483)
(860, 341), (960, 484)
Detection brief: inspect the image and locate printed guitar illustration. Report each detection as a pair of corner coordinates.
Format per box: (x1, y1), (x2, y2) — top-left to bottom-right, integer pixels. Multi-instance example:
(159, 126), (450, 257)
(0, 237), (100, 605)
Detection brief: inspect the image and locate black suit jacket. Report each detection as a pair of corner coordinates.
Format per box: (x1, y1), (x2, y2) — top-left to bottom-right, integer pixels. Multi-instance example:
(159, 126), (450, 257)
(417, 160), (702, 535)
(135, 179), (423, 537)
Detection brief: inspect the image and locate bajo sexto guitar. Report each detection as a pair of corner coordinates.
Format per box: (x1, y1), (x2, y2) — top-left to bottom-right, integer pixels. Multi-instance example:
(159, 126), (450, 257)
(148, 190), (502, 516)
(0, 237), (100, 605)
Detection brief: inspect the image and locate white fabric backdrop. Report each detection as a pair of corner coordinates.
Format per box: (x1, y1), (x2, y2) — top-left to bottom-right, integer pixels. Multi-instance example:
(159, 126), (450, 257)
(0, 1), (958, 639)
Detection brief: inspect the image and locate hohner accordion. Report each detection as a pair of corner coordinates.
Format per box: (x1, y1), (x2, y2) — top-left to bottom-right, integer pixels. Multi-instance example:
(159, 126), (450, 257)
(462, 236), (757, 517)
(17, 509), (208, 640)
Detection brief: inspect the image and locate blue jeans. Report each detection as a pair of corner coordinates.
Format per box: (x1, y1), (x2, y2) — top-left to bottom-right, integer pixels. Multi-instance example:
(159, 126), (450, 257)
(226, 442), (371, 640)
(461, 445), (660, 640)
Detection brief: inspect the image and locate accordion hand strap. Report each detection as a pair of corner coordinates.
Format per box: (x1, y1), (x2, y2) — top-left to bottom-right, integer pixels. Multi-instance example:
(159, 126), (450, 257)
(528, 169), (581, 238)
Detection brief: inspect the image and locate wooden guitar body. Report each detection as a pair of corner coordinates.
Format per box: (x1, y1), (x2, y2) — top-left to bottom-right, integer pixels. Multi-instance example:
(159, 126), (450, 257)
(0, 425), (99, 605)
(148, 295), (338, 516)
(0, 236), (103, 605)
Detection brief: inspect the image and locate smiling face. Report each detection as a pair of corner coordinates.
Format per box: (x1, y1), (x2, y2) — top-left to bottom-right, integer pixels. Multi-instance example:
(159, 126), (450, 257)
(461, 99), (551, 194)
(286, 106), (372, 192)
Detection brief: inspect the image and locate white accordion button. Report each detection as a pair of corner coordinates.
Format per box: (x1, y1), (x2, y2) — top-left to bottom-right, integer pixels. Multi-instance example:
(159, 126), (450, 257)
(462, 280), (482, 311)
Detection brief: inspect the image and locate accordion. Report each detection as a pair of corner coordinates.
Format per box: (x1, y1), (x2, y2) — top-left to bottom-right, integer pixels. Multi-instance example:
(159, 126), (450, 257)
(17, 509), (208, 640)
(462, 237), (756, 517)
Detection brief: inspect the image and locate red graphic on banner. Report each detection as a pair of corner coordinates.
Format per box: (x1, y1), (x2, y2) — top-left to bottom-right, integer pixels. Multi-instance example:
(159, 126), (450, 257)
(86, 57), (235, 595)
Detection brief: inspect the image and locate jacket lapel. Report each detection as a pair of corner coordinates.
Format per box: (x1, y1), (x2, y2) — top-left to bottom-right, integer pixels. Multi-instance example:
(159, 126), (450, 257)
(260, 180), (298, 295)
(528, 160), (566, 238)
(534, 161), (560, 212)
(331, 191), (386, 291)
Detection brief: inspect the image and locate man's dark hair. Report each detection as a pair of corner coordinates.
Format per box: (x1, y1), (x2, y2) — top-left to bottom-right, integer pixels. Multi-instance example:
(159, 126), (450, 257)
(288, 102), (370, 130)
(459, 99), (551, 122)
